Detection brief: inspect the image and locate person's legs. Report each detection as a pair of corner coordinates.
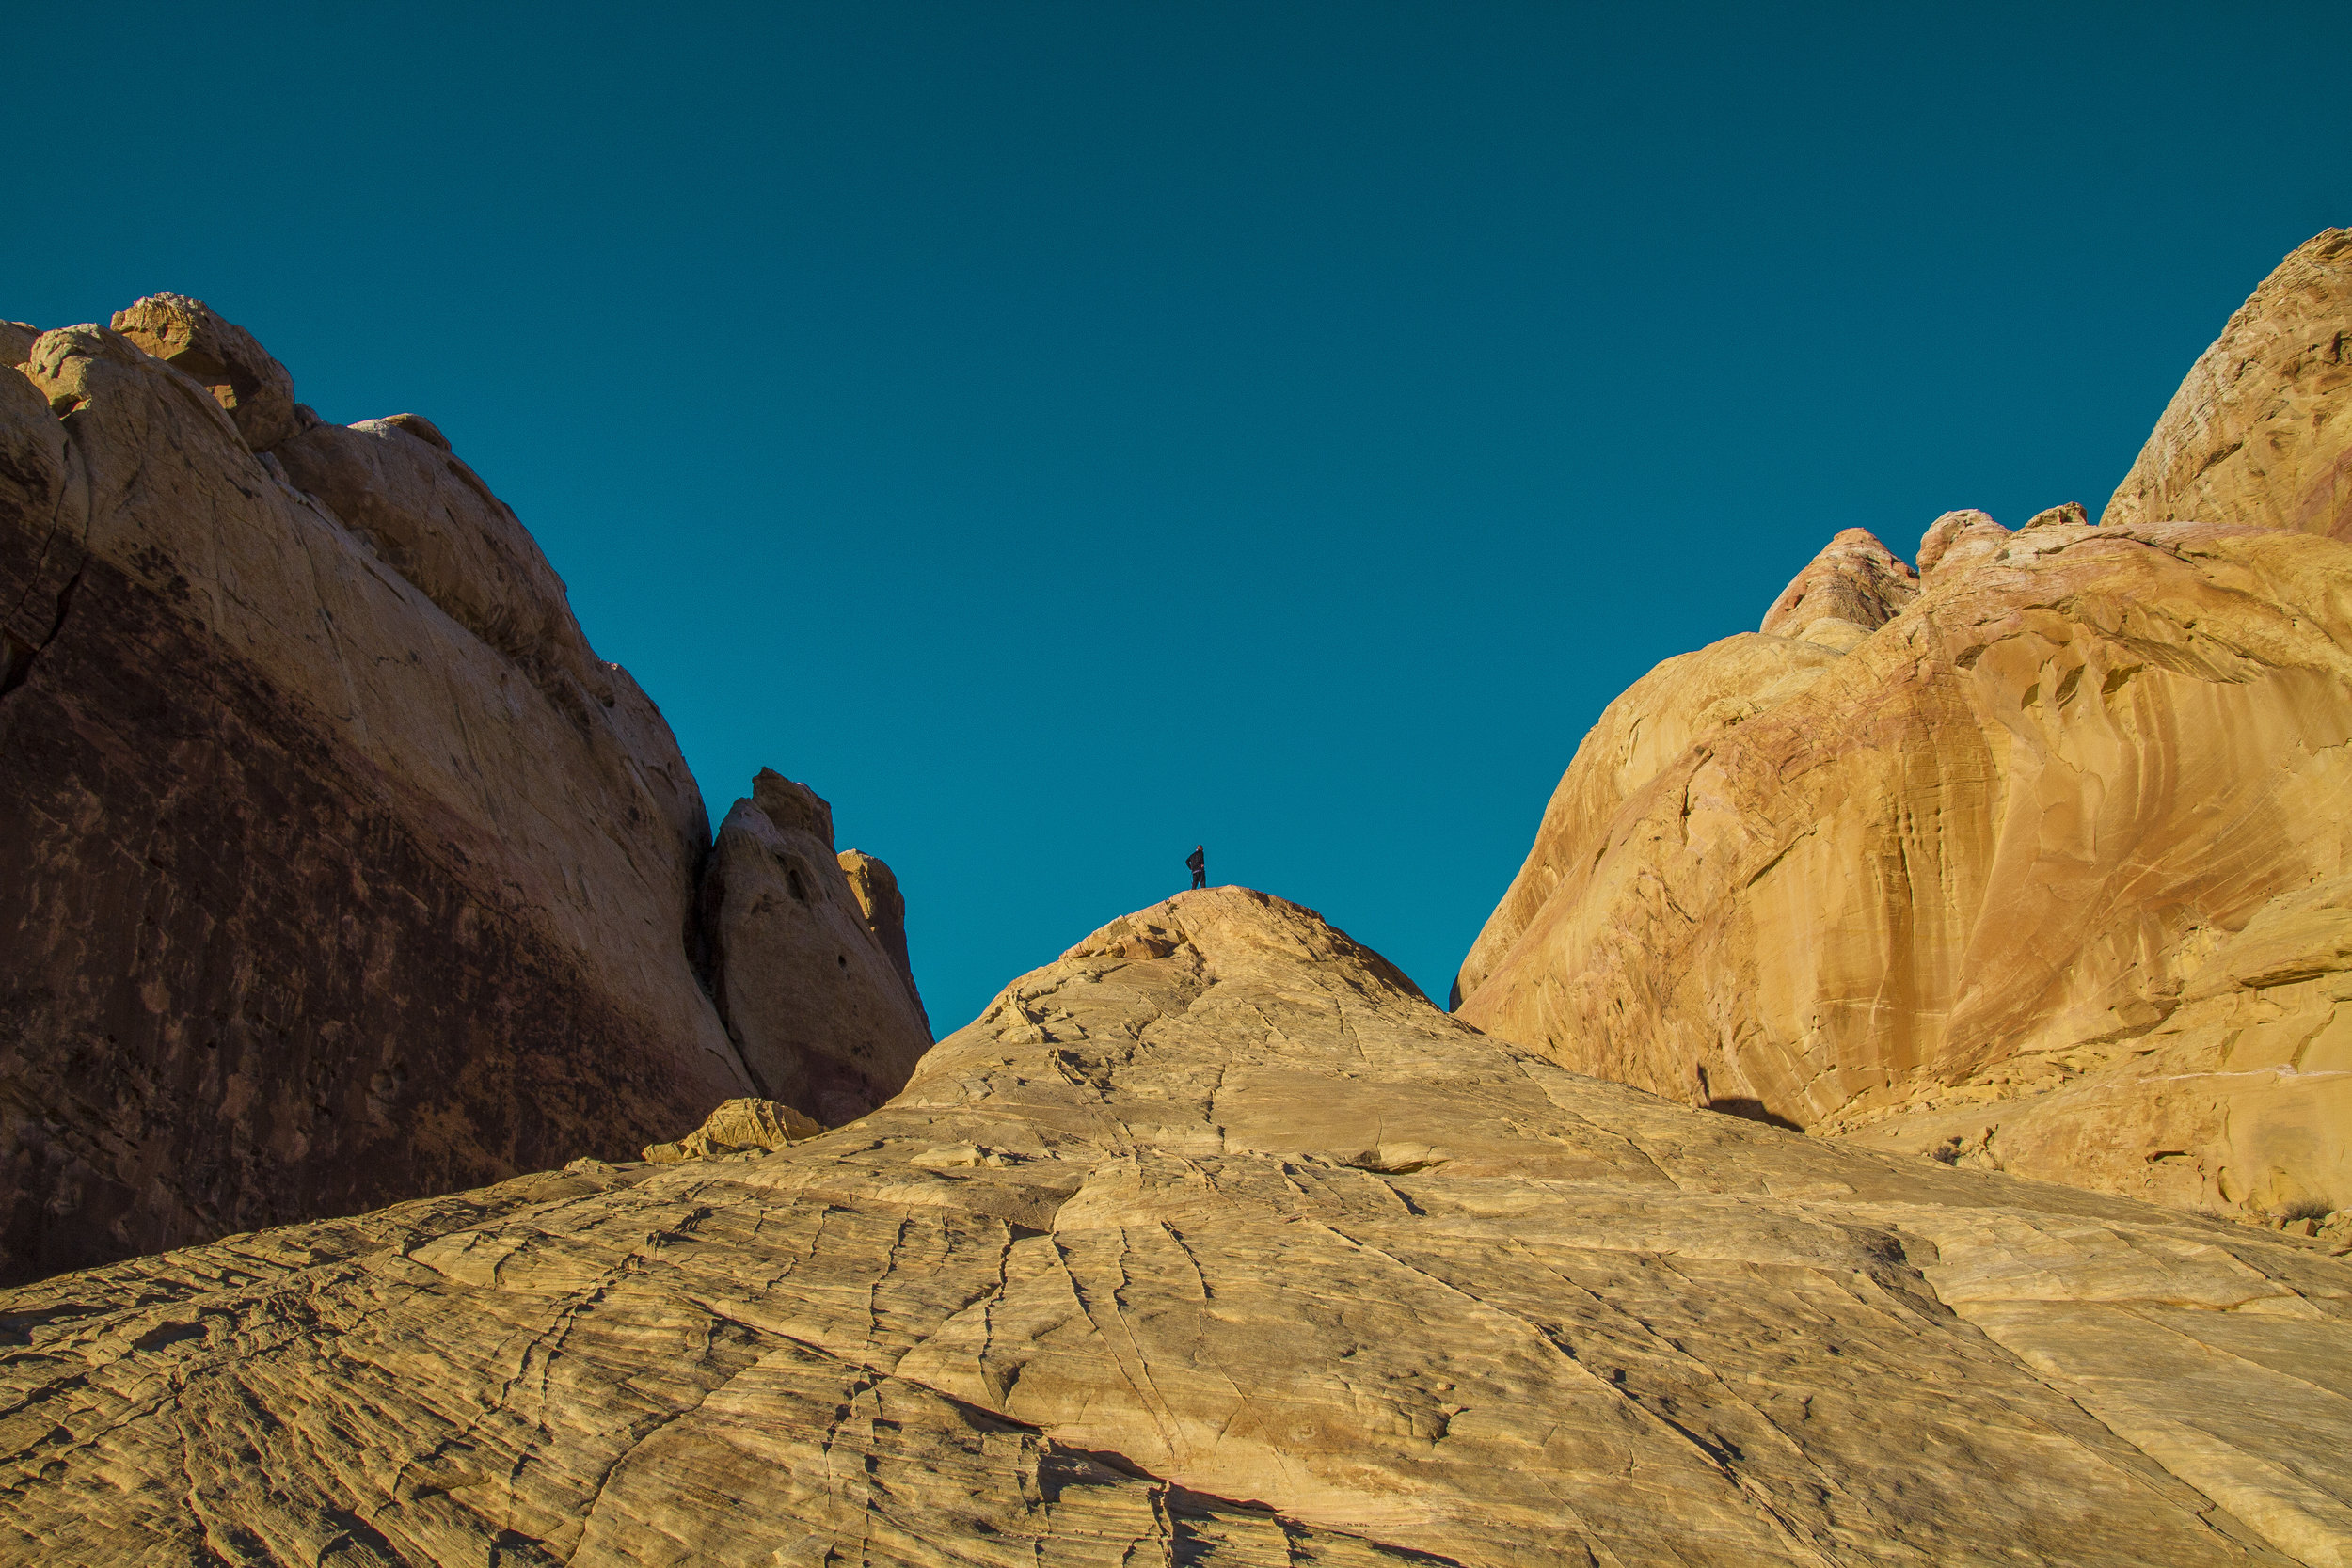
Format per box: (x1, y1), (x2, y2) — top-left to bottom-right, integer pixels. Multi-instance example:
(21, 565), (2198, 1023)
(1192, 869), (1206, 889)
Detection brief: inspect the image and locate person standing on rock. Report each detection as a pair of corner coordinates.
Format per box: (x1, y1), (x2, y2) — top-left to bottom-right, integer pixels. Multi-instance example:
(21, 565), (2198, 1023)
(1187, 845), (1206, 890)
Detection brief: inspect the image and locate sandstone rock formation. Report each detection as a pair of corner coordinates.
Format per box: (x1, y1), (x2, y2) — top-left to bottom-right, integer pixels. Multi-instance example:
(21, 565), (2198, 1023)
(1457, 512), (2352, 1218)
(696, 770), (934, 1125)
(1757, 525), (1917, 650)
(2106, 229), (2352, 542)
(1456, 236), (2352, 1223)
(0, 297), (928, 1285)
(840, 845), (929, 1031)
(3, 888), (2346, 1565)
(642, 1096), (822, 1163)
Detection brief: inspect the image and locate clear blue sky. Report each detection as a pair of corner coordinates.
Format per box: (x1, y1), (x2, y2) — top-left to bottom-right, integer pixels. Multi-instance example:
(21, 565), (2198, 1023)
(11, 4), (2347, 1030)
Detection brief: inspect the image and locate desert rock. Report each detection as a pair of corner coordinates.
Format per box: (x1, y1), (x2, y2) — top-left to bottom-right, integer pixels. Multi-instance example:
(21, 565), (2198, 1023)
(839, 846), (929, 1028)
(2105, 229), (2352, 541)
(1457, 512), (2352, 1220)
(2, 888), (2346, 1565)
(109, 292), (300, 452)
(697, 769), (935, 1125)
(1451, 628), (1845, 1007)
(1, 303), (875, 1283)
(1757, 525), (1918, 650)
(642, 1096), (823, 1162)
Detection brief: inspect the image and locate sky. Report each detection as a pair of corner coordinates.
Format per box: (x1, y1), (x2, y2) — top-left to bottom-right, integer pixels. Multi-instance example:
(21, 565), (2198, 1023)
(10, 3), (2348, 1031)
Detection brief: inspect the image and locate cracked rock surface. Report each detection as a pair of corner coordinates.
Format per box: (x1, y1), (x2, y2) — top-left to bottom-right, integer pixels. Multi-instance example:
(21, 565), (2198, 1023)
(4, 888), (2347, 1565)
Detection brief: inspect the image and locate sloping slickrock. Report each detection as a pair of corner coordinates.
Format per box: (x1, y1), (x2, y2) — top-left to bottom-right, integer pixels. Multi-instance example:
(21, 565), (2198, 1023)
(1457, 514), (2352, 1218)
(271, 414), (624, 725)
(3, 888), (2348, 1565)
(697, 769), (934, 1125)
(2105, 230), (2352, 542)
(1757, 526), (1918, 650)
(0, 311), (756, 1285)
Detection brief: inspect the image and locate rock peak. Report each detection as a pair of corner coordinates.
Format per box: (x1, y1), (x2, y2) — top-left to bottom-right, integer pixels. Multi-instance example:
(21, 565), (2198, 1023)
(1758, 527), (1918, 649)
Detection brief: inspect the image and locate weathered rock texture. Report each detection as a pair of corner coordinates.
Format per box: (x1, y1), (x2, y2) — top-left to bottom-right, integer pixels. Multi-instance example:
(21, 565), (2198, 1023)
(1457, 512), (2352, 1218)
(1757, 526), (1918, 650)
(2106, 230), (2352, 542)
(642, 1097), (821, 1164)
(840, 846), (929, 1031)
(1454, 238), (2352, 1223)
(3, 889), (2347, 1565)
(696, 770), (934, 1125)
(0, 297), (929, 1285)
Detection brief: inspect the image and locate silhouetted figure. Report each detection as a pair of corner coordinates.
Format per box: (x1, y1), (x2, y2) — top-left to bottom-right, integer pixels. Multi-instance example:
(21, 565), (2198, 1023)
(1186, 845), (1206, 890)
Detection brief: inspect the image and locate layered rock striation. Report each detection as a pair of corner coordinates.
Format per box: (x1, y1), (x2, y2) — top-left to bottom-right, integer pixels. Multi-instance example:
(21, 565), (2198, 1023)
(2106, 229), (2352, 542)
(1455, 233), (2352, 1221)
(2, 888), (2346, 1565)
(0, 296), (928, 1285)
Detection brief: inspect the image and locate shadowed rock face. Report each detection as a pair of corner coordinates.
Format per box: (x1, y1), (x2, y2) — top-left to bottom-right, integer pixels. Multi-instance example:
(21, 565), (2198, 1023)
(0, 299), (929, 1285)
(696, 769), (934, 1124)
(2106, 229), (2352, 542)
(2, 888), (2345, 1565)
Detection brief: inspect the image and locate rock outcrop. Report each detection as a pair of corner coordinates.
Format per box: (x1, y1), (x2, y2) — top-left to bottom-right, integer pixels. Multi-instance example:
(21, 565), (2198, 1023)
(1456, 235), (2352, 1222)
(0, 297), (927, 1285)
(696, 769), (934, 1125)
(642, 1096), (822, 1163)
(1457, 512), (2352, 1217)
(2106, 229), (2352, 542)
(3, 888), (2346, 1565)
(839, 845), (928, 1031)
(1757, 525), (1918, 649)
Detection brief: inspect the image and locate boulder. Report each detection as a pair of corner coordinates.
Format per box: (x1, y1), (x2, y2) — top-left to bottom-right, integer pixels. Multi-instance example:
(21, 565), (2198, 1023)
(0, 305), (760, 1285)
(1916, 506), (2010, 580)
(109, 292), (300, 452)
(697, 769), (934, 1125)
(1757, 525), (1917, 649)
(2, 888), (2344, 1565)
(2105, 228), (2352, 540)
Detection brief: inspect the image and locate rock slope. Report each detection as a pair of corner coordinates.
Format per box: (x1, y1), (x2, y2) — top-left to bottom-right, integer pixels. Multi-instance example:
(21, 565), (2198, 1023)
(1455, 233), (2352, 1222)
(0, 297), (927, 1285)
(2, 888), (2346, 1565)
(2106, 230), (2352, 542)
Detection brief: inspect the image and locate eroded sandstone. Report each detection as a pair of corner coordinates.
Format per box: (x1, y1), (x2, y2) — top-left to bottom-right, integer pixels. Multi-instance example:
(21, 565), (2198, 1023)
(1457, 513), (2352, 1218)
(1, 889), (2345, 1565)
(2106, 229), (2352, 541)
(696, 769), (935, 1125)
(0, 301), (926, 1284)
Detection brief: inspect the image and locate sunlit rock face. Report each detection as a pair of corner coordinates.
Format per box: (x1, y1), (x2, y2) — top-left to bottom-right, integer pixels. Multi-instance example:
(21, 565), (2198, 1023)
(0, 299), (929, 1285)
(2105, 228), (2352, 543)
(3, 887), (2345, 1566)
(1454, 233), (2352, 1223)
